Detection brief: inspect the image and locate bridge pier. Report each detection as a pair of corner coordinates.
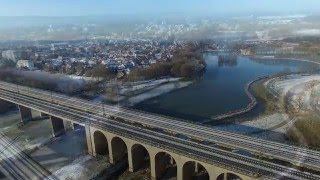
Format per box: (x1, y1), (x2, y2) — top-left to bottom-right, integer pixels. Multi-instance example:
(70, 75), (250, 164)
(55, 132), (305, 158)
(70, 122), (75, 130)
(195, 162), (199, 173)
(63, 120), (74, 131)
(50, 116), (65, 137)
(177, 162), (183, 180)
(18, 105), (32, 123)
(85, 125), (93, 156)
(128, 146), (134, 172)
(107, 139), (114, 163)
(40, 112), (48, 117)
(150, 152), (156, 180)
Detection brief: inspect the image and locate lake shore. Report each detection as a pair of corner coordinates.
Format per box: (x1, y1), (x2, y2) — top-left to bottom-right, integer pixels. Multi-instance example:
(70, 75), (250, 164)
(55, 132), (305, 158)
(131, 54), (318, 123)
(231, 74), (320, 143)
(121, 78), (194, 106)
(251, 55), (320, 65)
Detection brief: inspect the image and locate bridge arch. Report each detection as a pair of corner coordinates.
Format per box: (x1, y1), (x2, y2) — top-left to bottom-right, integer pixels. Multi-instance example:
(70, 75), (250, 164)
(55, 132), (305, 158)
(182, 161), (209, 180)
(226, 173), (242, 180)
(111, 136), (128, 163)
(154, 152), (177, 180)
(217, 173), (243, 180)
(131, 144), (151, 173)
(93, 130), (108, 156)
(217, 174), (224, 180)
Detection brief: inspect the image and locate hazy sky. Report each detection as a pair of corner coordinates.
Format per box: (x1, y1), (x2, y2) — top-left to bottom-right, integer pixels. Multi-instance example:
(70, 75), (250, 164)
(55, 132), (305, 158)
(0, 0), (319, 16)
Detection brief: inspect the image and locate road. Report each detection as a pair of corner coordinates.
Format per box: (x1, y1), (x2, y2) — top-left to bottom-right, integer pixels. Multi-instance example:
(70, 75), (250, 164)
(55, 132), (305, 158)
(0, 87), (319, 179)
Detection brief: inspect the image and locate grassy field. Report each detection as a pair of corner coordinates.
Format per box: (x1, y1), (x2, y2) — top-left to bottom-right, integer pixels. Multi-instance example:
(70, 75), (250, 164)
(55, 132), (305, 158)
(286, 114), (320, 148)
(252, 79), (280, 113)
(253, 78), (320, 148)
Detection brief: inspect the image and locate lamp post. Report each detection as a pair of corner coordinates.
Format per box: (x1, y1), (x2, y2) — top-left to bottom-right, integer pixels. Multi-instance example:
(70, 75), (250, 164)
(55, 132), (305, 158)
(102, 102), (105, 116)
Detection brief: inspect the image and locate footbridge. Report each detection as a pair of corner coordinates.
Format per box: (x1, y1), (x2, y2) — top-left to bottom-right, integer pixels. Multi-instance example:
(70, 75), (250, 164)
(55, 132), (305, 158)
(0, 81), (320, 180)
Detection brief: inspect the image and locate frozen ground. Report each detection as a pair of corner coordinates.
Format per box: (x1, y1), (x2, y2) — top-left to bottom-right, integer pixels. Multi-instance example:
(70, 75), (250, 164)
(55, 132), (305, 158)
(266, 74), (320, 113)
(0, 110), (110, 180)
(218, 122), (288, 143)
(0, 110), (52, 151)
(265, 74), (320, 95)
(103, 78), (193, 105)
(29, 127), (88, 172)
(124, 80), (193, 106)
(120, 78), (181, 95)
(50, 155), (111, 180)
(242, 113), (290, 133)
(229, 74), (320, 142)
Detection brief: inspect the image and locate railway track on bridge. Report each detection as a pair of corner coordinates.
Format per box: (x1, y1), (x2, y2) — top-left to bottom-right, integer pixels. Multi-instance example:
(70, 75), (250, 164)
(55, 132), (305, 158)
(1, 81), (320, 173)
(0, 89), (319, 179)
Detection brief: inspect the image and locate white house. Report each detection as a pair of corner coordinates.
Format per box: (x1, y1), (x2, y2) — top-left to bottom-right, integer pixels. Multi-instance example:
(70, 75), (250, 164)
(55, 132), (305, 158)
(16, 60), (35, 70)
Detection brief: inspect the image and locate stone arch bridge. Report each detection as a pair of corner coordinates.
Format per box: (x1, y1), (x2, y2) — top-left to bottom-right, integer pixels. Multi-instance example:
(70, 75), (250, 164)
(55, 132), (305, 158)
(0, 81), (319, 180)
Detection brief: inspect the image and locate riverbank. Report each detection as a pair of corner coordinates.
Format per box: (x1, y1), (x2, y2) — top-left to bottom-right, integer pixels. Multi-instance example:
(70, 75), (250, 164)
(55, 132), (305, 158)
(123, 79), (194, 106)
(201, 76), (269, 124)
(252, 55), (320, 66)
(231, 74), (320, 144)
(100, 78), (194, 106)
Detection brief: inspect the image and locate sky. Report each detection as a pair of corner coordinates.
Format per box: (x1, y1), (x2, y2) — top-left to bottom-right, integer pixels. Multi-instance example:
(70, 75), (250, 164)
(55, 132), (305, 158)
(0, 0), (319, 16)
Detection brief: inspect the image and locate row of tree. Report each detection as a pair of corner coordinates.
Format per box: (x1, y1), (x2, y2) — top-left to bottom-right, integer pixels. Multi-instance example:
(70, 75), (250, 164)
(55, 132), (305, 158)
(0, 59), (16, 68)
(218, 55), (238, 67)
(86, 64), (115, 80)
(0, 70), (57, 91)
(127, 44), (206, 81)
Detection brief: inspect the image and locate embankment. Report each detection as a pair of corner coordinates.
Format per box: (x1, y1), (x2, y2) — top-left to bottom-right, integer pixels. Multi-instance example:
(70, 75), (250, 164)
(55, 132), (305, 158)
(201, 76), (269, 124)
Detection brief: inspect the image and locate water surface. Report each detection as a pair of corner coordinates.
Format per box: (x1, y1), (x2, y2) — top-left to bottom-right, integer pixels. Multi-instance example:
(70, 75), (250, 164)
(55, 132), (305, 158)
(134, 54), (316, 122)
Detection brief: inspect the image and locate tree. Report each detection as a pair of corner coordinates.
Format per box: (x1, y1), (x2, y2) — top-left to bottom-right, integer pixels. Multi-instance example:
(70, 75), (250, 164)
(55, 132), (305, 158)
(180, 63), (195, 78)
(91, 64), (114, 80)
(0, 59), (16, 69)
(170, 60), (185, 77)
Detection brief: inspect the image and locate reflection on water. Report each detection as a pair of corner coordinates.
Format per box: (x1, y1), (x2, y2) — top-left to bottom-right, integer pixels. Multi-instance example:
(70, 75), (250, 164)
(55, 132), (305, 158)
(134, 54), (316, 122)
(218, 54), (238, 67)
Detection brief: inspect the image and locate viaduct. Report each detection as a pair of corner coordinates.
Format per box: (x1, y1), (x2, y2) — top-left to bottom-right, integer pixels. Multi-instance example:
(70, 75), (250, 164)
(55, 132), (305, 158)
(0, 81), (320, 180)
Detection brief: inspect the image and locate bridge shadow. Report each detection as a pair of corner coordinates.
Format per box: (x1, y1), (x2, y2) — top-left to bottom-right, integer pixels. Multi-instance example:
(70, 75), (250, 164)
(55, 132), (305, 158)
(27, 116), (49, 122)
(216, 123), (286, 142)
(29, 126), (88, 171)
(133, 105), (208, 122)
(0, 170), (6, 179)
(134, 104), (285, 144)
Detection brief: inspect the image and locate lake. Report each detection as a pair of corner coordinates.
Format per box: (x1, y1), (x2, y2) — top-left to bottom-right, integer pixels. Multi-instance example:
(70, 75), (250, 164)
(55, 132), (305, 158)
(134, 54), (317, 123)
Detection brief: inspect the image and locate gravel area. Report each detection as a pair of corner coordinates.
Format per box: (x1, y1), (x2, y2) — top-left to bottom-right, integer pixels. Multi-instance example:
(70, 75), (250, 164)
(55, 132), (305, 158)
(242, 113), (289, 133)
